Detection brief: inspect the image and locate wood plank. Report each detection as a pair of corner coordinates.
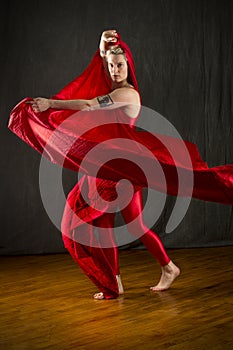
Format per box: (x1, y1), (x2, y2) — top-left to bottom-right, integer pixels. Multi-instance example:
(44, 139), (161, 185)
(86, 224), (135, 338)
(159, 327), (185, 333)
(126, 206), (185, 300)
(0, 246), (233, 349)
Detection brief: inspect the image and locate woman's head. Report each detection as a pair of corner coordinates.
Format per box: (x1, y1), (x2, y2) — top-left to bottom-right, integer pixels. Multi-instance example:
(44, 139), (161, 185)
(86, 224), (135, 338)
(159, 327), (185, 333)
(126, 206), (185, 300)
(106, 47), (128, 85)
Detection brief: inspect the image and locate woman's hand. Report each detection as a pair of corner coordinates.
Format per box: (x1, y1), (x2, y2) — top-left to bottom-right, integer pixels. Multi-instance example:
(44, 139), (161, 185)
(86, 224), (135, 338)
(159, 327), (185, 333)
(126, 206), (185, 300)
(27, 97), (50, 113)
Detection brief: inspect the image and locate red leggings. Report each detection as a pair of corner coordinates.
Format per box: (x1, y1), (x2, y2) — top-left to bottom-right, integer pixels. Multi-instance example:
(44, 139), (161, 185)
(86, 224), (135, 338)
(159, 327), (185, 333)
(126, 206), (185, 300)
(94, 190), (170, 275)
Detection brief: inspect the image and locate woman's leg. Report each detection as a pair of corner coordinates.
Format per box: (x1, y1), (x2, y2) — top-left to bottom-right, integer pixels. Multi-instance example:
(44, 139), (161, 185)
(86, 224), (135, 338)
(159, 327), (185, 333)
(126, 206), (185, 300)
(121, 190), (170, 265)
(121, 190), (180, 291)
(92, 213), (124, 299)
(93, 213), (120, 275)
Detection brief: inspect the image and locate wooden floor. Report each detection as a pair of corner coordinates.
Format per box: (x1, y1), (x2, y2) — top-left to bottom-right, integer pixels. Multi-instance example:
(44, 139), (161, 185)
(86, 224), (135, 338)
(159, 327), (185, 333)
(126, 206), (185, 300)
(0, 246), (233, 350)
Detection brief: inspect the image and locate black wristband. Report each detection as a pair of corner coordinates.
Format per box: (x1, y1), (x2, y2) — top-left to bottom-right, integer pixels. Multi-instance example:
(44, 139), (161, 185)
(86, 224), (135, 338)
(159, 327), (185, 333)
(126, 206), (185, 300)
(97, 94), (114, 108)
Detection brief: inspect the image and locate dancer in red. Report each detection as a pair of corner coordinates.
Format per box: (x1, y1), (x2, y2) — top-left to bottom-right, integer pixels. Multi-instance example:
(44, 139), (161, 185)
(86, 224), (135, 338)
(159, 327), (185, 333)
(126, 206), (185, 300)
(8, 30), (233, 299)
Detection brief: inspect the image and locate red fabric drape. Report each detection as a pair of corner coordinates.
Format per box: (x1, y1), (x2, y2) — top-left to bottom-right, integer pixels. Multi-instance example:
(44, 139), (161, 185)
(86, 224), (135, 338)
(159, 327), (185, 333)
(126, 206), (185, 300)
(8, 95), (233, 205)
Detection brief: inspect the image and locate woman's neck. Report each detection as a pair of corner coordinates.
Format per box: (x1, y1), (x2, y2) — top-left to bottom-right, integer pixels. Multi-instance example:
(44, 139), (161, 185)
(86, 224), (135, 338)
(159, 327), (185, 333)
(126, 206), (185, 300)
(112, 80), (130, 90)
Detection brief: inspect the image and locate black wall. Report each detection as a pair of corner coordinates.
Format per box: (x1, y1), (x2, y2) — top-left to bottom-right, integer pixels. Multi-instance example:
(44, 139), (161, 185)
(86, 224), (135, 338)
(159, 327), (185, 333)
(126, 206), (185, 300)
(1, 0), (232, 255)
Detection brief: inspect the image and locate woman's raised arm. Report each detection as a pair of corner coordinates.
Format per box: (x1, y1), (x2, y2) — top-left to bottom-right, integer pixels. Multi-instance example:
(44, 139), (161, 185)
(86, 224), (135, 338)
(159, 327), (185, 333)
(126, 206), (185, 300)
(99, 29), (118, 58)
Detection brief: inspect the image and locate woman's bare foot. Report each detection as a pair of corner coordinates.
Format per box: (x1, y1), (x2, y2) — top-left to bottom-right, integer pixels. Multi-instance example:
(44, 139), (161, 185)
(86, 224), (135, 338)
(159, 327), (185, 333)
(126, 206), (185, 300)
(150, 261), (180, 292)
(93, 275), (124, 300)
(93, 292), (105, 300)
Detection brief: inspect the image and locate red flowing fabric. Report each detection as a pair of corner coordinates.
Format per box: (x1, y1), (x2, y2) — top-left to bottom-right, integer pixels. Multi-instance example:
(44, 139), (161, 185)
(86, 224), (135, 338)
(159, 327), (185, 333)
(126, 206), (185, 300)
(8, 35), (233, 298)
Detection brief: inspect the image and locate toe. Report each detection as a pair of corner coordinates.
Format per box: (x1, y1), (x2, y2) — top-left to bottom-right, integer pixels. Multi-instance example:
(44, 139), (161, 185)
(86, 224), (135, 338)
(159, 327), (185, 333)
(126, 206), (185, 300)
(94, 292), (105, 300)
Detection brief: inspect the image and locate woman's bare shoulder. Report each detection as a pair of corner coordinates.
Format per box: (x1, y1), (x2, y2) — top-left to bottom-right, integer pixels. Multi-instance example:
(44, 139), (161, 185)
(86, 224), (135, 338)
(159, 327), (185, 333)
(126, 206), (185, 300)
(112, 86), (140, 100)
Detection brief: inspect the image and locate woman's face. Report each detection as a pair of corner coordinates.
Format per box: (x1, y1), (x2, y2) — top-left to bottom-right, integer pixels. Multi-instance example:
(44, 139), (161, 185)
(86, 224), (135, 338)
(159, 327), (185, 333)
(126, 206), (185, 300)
(107, 54), (128, 83)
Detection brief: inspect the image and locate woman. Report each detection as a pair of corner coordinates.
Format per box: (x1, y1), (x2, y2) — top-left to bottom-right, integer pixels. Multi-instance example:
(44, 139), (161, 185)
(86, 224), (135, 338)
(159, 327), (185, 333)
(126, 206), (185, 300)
(8, 30), (233, 300)
(27, 30), (180, 299)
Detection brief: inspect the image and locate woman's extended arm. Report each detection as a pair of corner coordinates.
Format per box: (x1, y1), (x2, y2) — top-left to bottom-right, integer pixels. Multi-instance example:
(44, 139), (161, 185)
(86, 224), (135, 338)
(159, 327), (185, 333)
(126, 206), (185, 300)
(28, 87), (140, 118)
(29, 97), (97, 112)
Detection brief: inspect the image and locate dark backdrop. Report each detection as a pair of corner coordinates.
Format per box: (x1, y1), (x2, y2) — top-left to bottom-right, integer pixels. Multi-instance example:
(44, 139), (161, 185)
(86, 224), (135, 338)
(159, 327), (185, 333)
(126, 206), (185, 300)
(1, 0), (232, 255)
